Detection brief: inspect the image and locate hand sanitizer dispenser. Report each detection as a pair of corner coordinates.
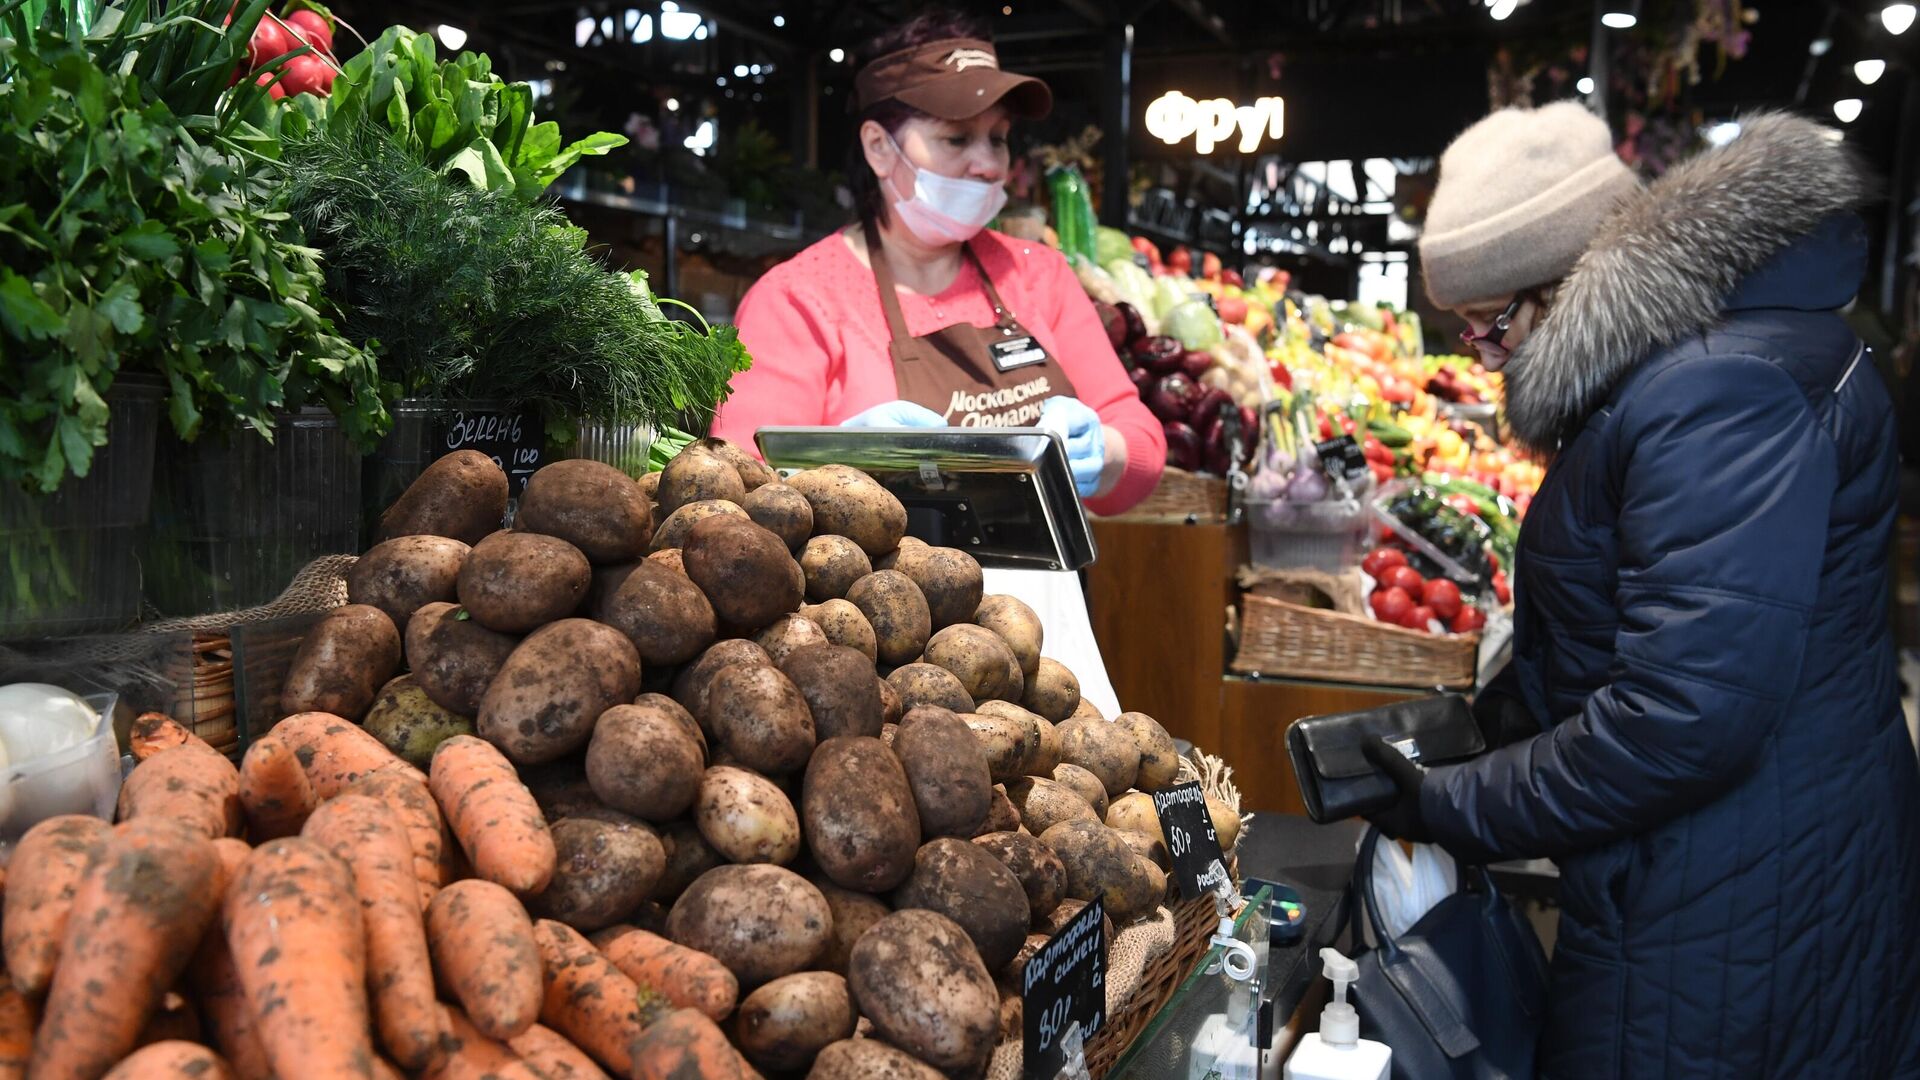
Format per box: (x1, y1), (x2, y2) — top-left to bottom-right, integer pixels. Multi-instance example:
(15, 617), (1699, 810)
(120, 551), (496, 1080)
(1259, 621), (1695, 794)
(1283, 949), (1391, 1080)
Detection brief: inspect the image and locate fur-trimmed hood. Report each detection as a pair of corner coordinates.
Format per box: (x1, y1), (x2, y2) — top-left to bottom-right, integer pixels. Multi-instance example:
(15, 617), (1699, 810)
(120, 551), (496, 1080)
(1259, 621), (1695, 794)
(1503, 111), (1871, 452)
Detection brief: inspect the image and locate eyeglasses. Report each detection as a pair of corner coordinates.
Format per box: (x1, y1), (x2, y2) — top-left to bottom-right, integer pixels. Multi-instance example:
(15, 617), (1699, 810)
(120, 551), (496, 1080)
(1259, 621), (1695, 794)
(1459, 294), (1527, 351)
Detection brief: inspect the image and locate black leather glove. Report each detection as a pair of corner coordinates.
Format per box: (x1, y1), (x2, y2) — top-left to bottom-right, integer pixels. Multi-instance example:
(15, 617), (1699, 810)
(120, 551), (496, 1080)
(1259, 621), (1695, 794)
(1360, 735), (1434, 843)
(1471, 689), (1540, 750)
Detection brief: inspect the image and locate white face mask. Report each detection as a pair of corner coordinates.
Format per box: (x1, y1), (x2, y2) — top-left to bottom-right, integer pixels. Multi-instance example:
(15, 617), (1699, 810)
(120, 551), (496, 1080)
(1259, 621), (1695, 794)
(886, 135), (1007, 246)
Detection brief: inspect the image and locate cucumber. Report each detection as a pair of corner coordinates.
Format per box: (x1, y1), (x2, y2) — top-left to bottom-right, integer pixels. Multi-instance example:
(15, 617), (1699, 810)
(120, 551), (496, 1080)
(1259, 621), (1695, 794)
(1368, 419), (1414, 448)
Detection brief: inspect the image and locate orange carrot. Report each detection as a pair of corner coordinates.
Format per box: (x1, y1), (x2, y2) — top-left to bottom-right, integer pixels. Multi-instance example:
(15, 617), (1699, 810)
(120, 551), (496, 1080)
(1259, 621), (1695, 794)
(508, 1023), (611, 1080)
(589, 925), (739, 1022)
(29, 818), (221, 1080)
(224, 837), (376, 1079)
(3, 814), (111, 995)
(303, 795), (446, 1071)
(271, 712), (421, 799)
(237, 732), (317, 841)
(424, 880), (543, 1042)
(116, 743), (243, 840)
(0, 985), (36, 1078)
(630, 1008), (759, 1080)
(187, 838), (267, 1080)
(425, 1005), (551, 1080)
(100, 1040), (234, 1080)
(348, 769), (456, 908)
(532, 919), (673, 1076)
(128, 713), (207, 761)
(428, 736), (556, 895)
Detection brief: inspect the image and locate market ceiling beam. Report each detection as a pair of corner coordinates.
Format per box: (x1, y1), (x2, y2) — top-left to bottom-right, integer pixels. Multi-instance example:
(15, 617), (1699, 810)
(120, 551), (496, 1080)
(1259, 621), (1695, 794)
(1157, 0), (1234, 47)
(1055, 0), (1108, 27)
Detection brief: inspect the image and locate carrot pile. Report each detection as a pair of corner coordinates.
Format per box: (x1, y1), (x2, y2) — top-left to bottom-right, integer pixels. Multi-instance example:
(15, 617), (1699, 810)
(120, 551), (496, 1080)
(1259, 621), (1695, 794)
(0, 717), (757, 1080)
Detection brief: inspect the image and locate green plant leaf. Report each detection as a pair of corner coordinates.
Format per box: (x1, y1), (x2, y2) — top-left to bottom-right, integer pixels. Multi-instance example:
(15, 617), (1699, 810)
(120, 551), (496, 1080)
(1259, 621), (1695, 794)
(116, 218), (178, 259)
(0, 272), (65, 339)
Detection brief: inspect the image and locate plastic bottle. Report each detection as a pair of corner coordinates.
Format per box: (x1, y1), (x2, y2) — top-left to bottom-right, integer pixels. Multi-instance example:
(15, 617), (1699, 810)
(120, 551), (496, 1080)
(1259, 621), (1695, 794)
(1283, 948), (1391, 1080)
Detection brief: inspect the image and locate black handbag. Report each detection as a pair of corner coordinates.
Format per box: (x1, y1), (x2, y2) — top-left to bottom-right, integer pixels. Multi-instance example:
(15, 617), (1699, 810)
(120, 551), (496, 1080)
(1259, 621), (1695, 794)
(1347, 827), (1550, 1080)
(1286, 694), (1486, 824)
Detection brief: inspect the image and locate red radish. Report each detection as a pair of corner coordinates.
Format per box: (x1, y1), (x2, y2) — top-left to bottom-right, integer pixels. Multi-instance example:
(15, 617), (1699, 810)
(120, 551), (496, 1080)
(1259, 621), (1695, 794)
(1360, 548), (1407, 579)
(1420, 578), (1463, 620)
(254, 70), (287, 99)
(1399, 605), (1436, 633)
(1370, 586), (1413, 624)
(249, 16), (293, 68)
(1449, 605), (1487, 634)
(279, 53), (335, 97)
(1380, 565), (1425, 594)
(1492, 570), (1512, 606)
(284, 9), (334, 54)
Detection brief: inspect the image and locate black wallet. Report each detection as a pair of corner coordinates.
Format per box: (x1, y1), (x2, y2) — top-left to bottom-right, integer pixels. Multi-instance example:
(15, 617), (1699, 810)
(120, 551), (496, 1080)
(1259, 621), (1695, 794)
(1286, 694), (1486, 823)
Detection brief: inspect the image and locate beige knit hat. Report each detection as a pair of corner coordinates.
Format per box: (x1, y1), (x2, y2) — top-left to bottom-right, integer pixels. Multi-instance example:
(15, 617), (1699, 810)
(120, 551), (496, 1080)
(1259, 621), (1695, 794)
(1420, 102), (1642, 309)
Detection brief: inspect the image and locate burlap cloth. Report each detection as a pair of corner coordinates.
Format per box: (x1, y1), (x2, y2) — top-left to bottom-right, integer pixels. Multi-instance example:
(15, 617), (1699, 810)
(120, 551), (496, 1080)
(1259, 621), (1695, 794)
(1236, 564), (1368, 616)
(982, 750), (1250, 1080)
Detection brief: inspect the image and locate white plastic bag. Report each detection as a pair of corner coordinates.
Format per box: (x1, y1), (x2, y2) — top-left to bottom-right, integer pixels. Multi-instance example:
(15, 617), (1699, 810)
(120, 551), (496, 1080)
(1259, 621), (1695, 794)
(1359, 835), (1459, 944)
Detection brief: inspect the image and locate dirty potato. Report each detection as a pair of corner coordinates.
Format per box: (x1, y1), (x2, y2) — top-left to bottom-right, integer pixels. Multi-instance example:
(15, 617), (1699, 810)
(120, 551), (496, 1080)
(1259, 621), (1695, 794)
(477, 619), (643, 764)
(597, 559), (717, 667)
(659, 442), (746, 515)
(516, 458), (654, 563)
(683, 516), (804, 631)
(742, 483), (814, 552)
(362, 673), (474, 768)
(378, 449), (507, 546)
(587, 697), (706, 823)
(345, 535), (469, 636)
(799, 536), (872, 603)
(665, 864), (829, 986)
(845, 570), (931, 668)
(781, 645), (884, 740)
(282, 604), (401, 719)
(532, 817), (665, 932)
(457, 532), (592, 633)
(404, 601), (519, 716)
(886, 663), (976, 715)
(924, 624), (1024, 703)
(1021, 658), (1082, 723)
(802, 736), (920, 893)
(973, 594), (1043, 681)
(785, 464), (907, 556)
(695, 766), (802, 865)
(797, 600), (879, 662)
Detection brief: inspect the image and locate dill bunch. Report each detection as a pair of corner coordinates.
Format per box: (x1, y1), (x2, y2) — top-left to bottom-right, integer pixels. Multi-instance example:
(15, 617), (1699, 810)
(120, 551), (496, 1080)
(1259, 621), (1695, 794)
(280, 123), (747, 431)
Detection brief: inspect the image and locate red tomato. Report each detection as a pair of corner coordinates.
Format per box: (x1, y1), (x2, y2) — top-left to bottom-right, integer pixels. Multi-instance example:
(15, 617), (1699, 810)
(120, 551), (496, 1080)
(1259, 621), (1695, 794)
(1360, 548), (1407, 579)
(249, 17), (292, 68)
(1449, 605), (1487, 634)
(1370, 586), (1414, 624)
(1369, 461), (1395, 485)
(1380, 565), (1425, 593)
(1420, 578), (1463, 620)
(1399, 605), (1436, 633)
(253, 70), (287, 99)
(284, 9), (334, 55)
(280, 53), (335, 96)
(1492, 570), (1512, 606)
(1269, 362), (1293, 390)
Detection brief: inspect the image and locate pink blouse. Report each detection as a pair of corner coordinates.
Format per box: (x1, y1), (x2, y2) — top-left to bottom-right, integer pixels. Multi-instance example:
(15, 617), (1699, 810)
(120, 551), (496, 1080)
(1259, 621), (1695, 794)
(712, 229), (1166, 516)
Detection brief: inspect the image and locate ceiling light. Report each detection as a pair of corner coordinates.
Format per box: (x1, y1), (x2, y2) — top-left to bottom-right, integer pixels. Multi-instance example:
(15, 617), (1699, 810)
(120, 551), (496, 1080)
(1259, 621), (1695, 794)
(1809, 38), (1832, 56)
(733, 64), (749, 77)
(1488, 0), (1519, 20)
(829, 47), (845, 63)
(661, 1), (677, 9)
(1704, 121), (1741, 146)
(661, 9), (701, 39)
(666, 98), (680, 111)
(632, 14), (653, 42)
(575, 16), (594, 46)
(1855, 59), (1888, 84)
(1833, 98), (1864, 123)
(1601, 11), (1637, 29)
(434, 24), (467, 50)
(1884, 4), (1917, 35)
(1577, 76), (1595, 94)
(772, 15), (784, 26)
(693, 23), (707, 39)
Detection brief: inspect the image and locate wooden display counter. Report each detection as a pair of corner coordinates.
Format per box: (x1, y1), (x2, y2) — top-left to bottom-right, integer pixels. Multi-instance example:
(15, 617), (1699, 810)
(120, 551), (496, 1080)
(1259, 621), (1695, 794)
(1085, 518), (1422, 815)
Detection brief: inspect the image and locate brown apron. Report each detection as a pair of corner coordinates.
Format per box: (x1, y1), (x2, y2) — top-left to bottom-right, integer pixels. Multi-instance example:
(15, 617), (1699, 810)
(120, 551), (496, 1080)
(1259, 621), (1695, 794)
(865, 224), (1077, 426)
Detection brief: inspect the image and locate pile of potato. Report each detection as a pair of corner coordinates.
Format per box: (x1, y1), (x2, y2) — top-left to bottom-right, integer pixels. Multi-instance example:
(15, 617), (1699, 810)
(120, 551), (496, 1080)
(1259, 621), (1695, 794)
(278, 438), (1243, 1077)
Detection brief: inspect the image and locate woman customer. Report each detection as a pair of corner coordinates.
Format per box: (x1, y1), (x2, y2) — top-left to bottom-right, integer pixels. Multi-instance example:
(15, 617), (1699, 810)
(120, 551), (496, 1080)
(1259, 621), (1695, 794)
(713, 12), (1163, 715)
(1368, 103), (1920, 1077)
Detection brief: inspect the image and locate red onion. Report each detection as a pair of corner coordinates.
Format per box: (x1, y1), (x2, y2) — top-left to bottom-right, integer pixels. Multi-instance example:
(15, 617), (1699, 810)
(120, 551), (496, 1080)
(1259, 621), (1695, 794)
(1163, 421), (1201, 471)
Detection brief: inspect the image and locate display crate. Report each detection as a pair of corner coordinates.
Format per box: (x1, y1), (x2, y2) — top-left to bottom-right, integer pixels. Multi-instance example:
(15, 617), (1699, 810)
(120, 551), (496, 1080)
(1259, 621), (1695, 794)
(1231, 593), (1479, 690)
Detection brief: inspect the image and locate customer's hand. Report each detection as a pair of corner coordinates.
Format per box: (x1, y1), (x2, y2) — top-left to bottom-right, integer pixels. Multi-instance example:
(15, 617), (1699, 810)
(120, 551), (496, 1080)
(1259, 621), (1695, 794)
(1361, 735), (1434, 843)
(842, 400), (946, 428)
(1038, 396), (1106, 497)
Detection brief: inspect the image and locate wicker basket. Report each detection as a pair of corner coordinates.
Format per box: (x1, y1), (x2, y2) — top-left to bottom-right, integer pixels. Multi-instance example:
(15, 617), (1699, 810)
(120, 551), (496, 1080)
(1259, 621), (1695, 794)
(1094, 467), (1228, 524)
(1231, 593), (1479, 689)
(1086, 884), (1228, 1076)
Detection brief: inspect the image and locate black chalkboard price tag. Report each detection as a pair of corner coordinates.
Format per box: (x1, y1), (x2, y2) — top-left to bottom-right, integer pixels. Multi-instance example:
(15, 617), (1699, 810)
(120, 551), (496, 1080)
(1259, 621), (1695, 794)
(1022, 897), (1106, 1080)
(1152, 781), (1233, 902)
(431, 409), (545, 501)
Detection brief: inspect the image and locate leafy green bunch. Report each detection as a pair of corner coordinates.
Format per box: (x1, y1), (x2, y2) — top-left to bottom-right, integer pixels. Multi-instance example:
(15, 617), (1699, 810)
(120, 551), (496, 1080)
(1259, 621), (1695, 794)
(281, 122), (746, 433)
(0, 2), (385, 493)
(322, 25), (626, 203)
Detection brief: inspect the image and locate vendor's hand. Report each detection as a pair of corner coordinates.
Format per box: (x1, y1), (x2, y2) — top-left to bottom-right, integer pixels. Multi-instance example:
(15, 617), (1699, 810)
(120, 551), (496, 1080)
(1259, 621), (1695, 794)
(842, 400), (946, 428)
(1361, 735), (1434, 844)
(1038, 396), (1106, 498)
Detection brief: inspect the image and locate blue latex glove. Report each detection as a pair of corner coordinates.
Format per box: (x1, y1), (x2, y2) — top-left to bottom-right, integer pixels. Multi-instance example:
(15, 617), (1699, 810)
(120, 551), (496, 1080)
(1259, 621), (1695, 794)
(841, 400), (946, 428)
(1038, 396), (1106, 498)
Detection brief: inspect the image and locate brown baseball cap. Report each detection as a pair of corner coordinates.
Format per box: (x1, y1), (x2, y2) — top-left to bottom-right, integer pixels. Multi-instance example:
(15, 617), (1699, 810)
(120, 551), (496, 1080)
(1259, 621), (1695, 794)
(854, 38), (1052, 120)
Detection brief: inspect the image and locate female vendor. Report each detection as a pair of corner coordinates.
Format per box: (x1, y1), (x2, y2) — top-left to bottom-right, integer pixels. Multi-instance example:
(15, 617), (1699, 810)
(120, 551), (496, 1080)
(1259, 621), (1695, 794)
(713, 12), (1164, 716)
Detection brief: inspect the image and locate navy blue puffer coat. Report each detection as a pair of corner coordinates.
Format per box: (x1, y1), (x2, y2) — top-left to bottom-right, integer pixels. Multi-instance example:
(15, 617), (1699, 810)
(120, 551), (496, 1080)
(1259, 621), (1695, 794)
(1419, 114), (1920, 1079)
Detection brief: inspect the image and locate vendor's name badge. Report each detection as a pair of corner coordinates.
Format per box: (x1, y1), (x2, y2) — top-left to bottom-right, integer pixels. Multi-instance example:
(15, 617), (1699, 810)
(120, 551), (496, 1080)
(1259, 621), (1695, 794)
(1023, 897), (1105, 1080)
(989, 336), (1048, 372)
(1152, 781), (1234, 902)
